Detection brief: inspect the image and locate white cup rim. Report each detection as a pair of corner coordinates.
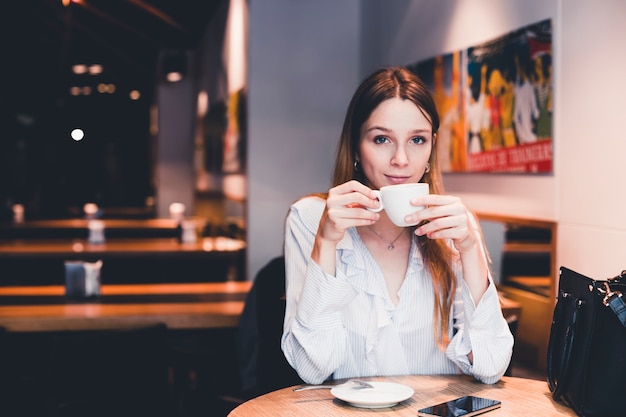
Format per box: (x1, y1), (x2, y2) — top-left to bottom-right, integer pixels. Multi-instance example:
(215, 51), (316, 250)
(380, 182), (428, 191)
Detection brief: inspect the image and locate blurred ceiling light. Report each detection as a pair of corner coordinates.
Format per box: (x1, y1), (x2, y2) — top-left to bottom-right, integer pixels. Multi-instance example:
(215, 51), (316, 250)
(161, 51), (187, 83)
(83, 203), (99, 219)
(72, 64), (87, 74)
(88, 64), (103, 75)
(166, 71), (183, 83)
(82, 86), (92, 95)
(130, 90), (141, 100)
(70, 86), (81, 96)
(97, 83), (116, 93)
(71, 128), (85, 141)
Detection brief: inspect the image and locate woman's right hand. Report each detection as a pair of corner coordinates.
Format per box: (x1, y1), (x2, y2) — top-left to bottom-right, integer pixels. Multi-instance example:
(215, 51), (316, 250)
(317, 180), (380, 245)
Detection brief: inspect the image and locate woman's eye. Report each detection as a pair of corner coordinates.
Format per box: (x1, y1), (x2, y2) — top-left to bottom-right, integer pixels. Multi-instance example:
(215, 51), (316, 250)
(373, 135), (390, 144)
(410, 136), (426, 144)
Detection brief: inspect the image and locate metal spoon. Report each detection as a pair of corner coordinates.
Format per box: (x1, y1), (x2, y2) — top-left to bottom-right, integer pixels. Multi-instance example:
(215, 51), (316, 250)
(293, 379), (374, 392)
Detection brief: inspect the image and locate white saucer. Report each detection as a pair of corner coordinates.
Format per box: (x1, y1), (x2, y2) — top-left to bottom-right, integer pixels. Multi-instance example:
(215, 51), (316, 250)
(331, 381), (414, 409)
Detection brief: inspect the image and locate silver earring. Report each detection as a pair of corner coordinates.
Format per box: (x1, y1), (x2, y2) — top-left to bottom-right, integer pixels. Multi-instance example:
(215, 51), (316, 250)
(424, 163), (430, 173)
(354, 160), (360, 171)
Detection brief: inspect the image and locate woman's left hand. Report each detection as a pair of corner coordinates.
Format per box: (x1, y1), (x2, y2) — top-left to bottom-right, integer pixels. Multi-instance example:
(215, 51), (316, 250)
(409, 194), (489, 302)
(408, 194), (478, 253)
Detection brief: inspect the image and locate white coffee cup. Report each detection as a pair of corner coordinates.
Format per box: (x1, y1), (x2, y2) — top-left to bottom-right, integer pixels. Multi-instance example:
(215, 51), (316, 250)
(368, 183), (429, 227)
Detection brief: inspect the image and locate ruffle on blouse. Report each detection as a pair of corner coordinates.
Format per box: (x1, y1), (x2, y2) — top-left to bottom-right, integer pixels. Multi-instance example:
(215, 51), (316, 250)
(334, 227), (426, 376)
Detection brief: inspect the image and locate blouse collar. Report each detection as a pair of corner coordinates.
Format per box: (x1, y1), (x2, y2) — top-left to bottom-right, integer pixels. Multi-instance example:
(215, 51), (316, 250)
(338, 227), (425, 294)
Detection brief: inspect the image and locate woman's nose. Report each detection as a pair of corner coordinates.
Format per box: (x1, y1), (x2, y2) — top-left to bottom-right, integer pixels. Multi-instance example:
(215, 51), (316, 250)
(391, 145), (409, 166)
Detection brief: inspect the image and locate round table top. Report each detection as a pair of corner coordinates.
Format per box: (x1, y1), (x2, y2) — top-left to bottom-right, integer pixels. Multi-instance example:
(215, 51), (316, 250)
(228, 374), (576, 417)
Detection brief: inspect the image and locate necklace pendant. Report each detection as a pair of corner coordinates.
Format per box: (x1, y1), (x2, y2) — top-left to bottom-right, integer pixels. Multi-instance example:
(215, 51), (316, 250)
(387, 244), (394, 251)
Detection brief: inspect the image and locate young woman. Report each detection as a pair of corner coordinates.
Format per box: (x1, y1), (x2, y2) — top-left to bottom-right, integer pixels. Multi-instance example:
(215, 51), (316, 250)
(281, 67), (513, 385)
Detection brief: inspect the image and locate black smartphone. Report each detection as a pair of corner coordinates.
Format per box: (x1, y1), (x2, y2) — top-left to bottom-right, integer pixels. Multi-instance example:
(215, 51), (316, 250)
(417, 395), (501, 417)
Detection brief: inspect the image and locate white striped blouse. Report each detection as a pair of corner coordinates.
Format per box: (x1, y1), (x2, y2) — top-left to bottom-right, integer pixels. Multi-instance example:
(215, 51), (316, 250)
(281, 196), (513, 385)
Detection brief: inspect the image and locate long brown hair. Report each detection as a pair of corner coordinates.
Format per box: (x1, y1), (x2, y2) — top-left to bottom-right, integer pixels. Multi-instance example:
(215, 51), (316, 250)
(333, 67), (457, 348)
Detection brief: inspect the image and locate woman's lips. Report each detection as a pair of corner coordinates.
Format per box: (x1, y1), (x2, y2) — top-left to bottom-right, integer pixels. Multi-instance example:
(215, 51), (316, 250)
(385, 175), (411, 184)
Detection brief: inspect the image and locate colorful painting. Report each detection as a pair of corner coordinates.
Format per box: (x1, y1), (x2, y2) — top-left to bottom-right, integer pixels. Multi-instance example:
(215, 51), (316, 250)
(409, 18), (553, 173)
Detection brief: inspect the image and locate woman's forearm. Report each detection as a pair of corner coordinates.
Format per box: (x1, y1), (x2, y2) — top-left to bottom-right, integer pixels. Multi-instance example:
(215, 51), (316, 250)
(459, 242), (489, 304)
(311, 226), (339, 276)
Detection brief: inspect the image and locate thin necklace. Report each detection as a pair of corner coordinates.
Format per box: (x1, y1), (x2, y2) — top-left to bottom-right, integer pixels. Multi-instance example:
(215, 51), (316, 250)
(367, 226), (406, 251)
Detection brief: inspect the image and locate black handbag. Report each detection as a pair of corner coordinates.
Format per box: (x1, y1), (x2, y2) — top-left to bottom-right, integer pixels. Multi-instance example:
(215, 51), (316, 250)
(547, 267), (626, 417)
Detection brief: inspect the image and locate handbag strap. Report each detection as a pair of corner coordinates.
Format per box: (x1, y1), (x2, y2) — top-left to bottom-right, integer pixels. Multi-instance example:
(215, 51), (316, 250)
(604, 290), (626, 327)
(547, 293), (583, 397)
(601, 279), (626, 327)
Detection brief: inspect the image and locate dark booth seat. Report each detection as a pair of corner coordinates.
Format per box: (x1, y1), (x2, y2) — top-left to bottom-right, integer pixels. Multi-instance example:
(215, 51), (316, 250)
(237, 256), (303, 399)
(0, 323), (170, 417)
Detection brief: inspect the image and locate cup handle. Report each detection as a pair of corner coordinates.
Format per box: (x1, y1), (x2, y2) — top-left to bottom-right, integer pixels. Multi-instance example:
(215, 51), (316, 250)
(366, 190), (384, 213)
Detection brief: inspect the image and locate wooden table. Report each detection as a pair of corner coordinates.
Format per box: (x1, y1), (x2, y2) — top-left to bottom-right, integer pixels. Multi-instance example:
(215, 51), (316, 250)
(0, 236), (245, 259)
(228, 374), (574, 416)
(1, 218), (181, 229)
(0, 281), (252, 332)
(0, 218), (182, 239)
(0, 237), (246, 284)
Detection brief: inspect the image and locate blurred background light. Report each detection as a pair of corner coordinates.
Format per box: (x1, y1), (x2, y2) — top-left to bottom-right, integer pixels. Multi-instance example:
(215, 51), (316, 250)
(71, 128), (85, 141)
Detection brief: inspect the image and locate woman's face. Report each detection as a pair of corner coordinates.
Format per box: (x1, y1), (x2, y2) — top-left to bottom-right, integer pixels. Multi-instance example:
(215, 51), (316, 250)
(358, 97), (433, 189)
